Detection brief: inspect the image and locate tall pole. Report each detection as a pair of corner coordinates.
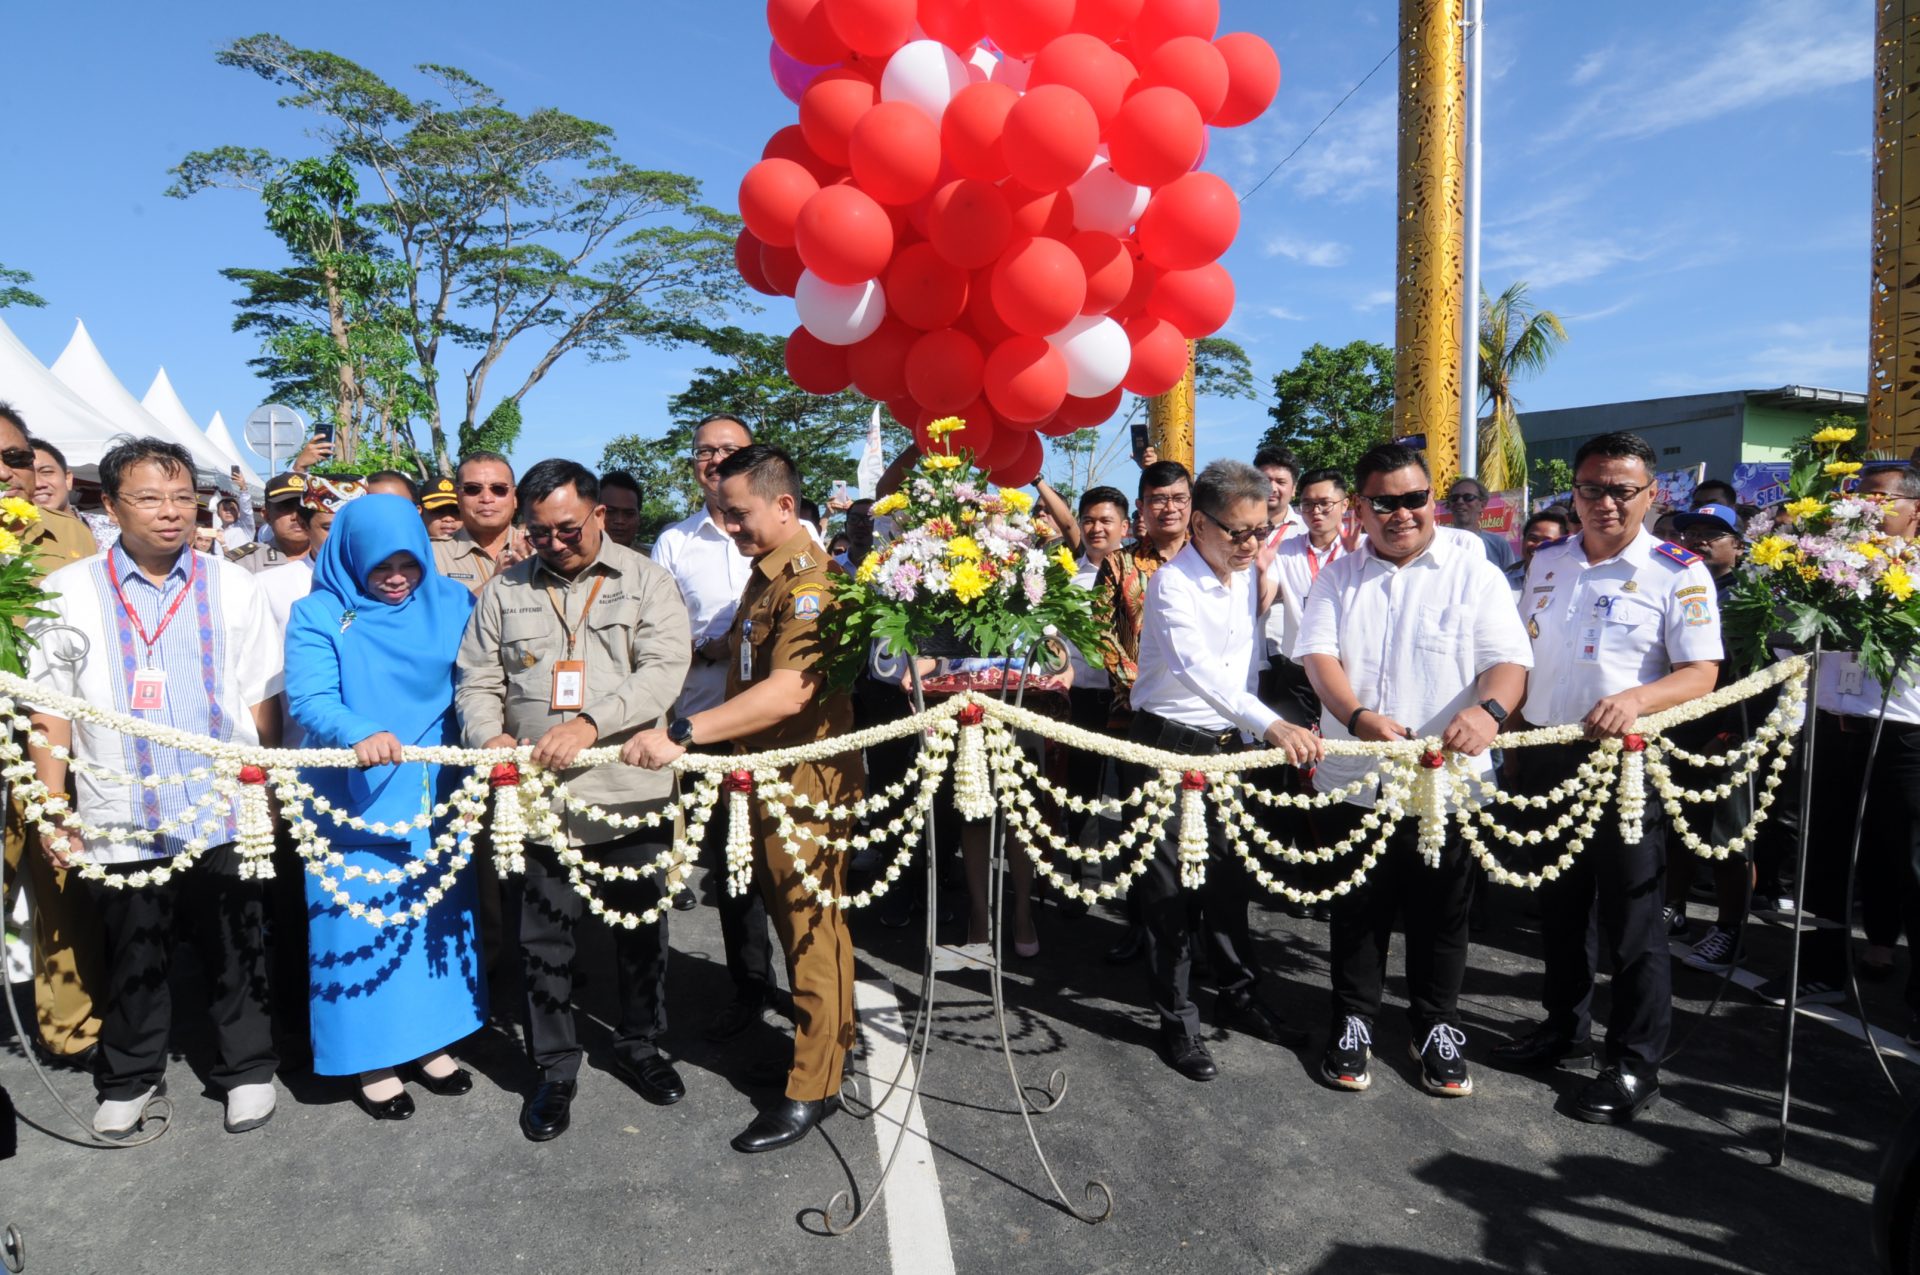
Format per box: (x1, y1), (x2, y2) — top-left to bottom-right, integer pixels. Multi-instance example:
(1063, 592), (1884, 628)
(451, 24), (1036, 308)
(1147, 342), (1197, 475)
(1871, 0), (1920, 457)
(1458, 0), (1484, 485)
(1395, 0), (1467, 493)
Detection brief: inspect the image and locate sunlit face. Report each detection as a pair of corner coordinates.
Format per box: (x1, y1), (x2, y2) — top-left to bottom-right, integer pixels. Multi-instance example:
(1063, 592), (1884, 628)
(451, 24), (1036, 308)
(110, 460), (199, 558)
(31, 449), (71, 510)
(718, 472), (793, 558)
(1079, 500), (1127, 556)
(1444, 480), (1488, 530)
(1572, 455), (1656, 542)
(1357, 465), (1435, 565)
(366, 550), (424, 604)
(692, 419), (751, 499)
(0, 418), (32, 500)
(456, 458), (516, 535)
(1860, 470), (1920, 539)
(601, 484), (641, 547)
(1259, 464), (1296, 521)
(1296, 479), (1347, 542)
(1192, 495), (1270, 577)
(217, 499), (240, 526)
(305, 508), (337, 552)
(526, 484), (604, 576)
(192, 527), (219, 554)
(1139, 479), (1191, 543)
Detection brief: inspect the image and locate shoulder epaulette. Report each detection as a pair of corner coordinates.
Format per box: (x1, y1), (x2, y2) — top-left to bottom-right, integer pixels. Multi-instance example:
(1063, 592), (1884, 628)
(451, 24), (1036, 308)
(1653, 540), (1702, 568)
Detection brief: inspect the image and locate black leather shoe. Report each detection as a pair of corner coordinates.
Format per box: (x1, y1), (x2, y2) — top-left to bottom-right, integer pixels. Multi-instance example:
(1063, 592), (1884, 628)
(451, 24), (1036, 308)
(519, 1079), (576, 1142)
(1105, 926), (1147, 964)
(1214, 991), (1309, 1048)
(1571, 1066), (1660, 1124)
(706, 998), (767, 1042)
(412, 1064), (472, 1097)
(672, 890), (698, 911)
(1490, 1026), (1595, 1071)
(356, 1088), (416, 1122)
(731, 1096), (837, 1153)
(615, 1053), (687, 1106)
(1159, 1031), (1219, 1082)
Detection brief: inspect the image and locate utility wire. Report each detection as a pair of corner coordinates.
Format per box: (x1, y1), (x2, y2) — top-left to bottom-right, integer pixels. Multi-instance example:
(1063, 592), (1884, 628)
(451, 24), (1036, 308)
(1239, 41), (1402, 204)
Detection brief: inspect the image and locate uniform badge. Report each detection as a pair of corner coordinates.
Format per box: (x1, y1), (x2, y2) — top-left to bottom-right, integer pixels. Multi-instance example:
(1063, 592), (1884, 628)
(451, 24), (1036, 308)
(1545, 572), (1555, 581)
(1527, 615), (1540, 639)
(1683, 597), (1711, 627)
(1533, 594), (1551, 611)
(1623, 580), (1639, 593)
(521, 650), (538, 669)
(339, 609), (357, 635)
(1676, 584), (1708, 600)
(794, 552), (816, 572)
(1653, 541), (1703, 568)
(791, 585), (823, 619)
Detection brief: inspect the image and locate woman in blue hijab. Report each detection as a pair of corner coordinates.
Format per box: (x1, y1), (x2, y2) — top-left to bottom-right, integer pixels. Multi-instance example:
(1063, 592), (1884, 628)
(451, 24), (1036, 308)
(287, 493), (486, 1120)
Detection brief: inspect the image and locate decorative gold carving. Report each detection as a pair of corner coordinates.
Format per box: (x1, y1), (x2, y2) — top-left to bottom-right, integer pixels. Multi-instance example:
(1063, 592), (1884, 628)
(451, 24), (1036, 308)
(1872, 1), (1920, 457)
(1147, 341), (1196, 475)
(1395, 0), (1466, 491)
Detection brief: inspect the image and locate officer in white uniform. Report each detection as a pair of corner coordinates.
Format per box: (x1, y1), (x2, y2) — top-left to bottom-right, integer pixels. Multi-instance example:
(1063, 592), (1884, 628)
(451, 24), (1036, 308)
(1491, 432), (1722, 1126)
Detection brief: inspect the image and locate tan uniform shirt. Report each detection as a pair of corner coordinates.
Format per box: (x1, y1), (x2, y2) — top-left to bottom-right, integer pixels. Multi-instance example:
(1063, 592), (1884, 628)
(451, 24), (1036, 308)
(454, 537), (691, 844)
(229, 539), (302, 574)
(433, 527), (512, 595)
(24, 507), (97, 577)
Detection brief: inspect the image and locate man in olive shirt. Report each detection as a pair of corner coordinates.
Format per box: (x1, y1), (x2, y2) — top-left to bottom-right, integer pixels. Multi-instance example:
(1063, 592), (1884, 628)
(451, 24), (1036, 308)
(455, 459), (692, 1143)
(435, 450), (530, 593)
(626, 444), (861, 1155)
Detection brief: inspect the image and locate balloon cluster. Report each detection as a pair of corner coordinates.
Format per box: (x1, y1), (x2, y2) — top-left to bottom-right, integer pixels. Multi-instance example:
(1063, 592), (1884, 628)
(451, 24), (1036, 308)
(739, 0), (1279, 488)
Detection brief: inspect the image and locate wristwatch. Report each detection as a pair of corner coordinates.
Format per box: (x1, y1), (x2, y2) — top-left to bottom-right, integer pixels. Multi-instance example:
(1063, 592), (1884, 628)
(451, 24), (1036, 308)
(1478, 698), (1509, 724)
(668, 717), (696, 747)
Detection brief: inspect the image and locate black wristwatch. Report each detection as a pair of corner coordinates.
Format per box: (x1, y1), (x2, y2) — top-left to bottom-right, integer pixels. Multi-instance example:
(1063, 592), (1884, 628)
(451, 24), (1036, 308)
(1346, 706), (1369, 734)
(668, 717), (696, 746)
(1478, 698), (1509, 724)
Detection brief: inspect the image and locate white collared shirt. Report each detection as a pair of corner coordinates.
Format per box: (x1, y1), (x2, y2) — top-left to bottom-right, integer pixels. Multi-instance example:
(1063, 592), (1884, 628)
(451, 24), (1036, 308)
(1257, 510), (1306, 653)
(1294, 528), (1533, 804)
(1131, 542), (1279, 738)
(1066, 553), (1109, 690)
(1817, 654), (1920, 724)
(1521, 529), (1722, 728)
(1265, 530), (1358, 657)
(651, 505), (753, 715)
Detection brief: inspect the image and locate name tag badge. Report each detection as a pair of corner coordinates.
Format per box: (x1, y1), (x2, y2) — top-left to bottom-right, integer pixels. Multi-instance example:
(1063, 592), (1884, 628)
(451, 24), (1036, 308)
(550, 660), (586, 712)
(130, 669), (166, 713)
(739, 620), (755, 683)
(1577, 623), (1603, 664)
(1837, 656), (1866, 698)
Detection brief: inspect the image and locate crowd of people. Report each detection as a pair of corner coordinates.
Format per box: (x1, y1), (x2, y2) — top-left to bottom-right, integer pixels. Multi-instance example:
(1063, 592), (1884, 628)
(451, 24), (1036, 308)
(0, 397), (1910, 1161)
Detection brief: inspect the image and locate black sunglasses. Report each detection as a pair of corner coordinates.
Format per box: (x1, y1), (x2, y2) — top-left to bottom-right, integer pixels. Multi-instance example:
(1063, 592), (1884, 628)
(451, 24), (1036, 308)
(1196, 509), (1273, 546)
(1363, 489), (1431, 515)
(0, 448), (33, 470)
(460, 482), (512, 498)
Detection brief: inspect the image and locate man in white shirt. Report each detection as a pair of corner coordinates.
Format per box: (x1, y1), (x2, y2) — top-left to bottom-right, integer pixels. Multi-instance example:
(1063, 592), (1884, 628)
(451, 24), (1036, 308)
(27, 437), (283, 1139)
(649, 412), (779, 1036)
(1264, 468), (1357, 724)
(1296, 444), (1531, 1099)
(1129, 460), (1323, 1082)
(1490, 431), (1721, 1125)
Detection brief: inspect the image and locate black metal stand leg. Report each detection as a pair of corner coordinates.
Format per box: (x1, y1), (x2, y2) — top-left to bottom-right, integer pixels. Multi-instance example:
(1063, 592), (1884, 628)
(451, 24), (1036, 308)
(1775, 648), (1821, 1168)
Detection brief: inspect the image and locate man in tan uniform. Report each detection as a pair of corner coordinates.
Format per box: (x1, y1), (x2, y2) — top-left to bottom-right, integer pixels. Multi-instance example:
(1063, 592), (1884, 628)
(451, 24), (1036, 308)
(626, 442), (861, 1154)
(434, 450), (529, 593)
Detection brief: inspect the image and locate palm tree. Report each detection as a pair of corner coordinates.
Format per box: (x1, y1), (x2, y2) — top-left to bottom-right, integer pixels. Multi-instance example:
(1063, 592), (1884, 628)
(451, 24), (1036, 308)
(1477, 281), (1567, 493)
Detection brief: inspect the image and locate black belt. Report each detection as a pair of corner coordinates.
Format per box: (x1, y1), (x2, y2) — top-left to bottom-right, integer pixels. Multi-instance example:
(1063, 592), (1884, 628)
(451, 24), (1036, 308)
(1135, 711), (1241, 752)
(1820, 709), (1920, 735)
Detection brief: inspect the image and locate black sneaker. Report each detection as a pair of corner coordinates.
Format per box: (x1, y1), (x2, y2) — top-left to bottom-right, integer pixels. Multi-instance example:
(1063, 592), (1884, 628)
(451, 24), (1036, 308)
(1411, 1023), (1473, 1097)
(1752, 974), (1845, 1007)
(1321, 1015), (1372, 1091)
(1662, 905), (1689, 939)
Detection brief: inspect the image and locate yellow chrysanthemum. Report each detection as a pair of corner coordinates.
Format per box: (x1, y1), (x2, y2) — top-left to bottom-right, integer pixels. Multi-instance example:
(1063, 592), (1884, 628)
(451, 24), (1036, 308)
(1811, 425), (1858, 445)
(998, 488), (1034, 513)
(1749, 535), (1793, 569)
(856, 551), (881, 583)
(1053, 546), (1076, 575)
(921, 454), (964, 472)
(0, 527), (21, 557)
(961, 508), (977, 523)
(927, 416), (966, 439)
(1798, 563), (1821, 582)
(946, 535), (982, 560)
(1783, 497), (1825, 521)
(0, 496), (41, 525)
(1825, 461), (1864, 478)
(871, 492), (909, 517)
(1882, 563), (1915, 602)
(949, 561), (989, 603)
(1858, 541), (1885, 560)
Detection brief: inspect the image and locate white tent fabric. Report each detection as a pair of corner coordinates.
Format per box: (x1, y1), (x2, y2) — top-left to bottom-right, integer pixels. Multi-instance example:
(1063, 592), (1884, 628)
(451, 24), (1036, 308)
(205, 411), (256, 481)
(51, 320), (228, 480)
(141, 369), (259, 495)
(0, 314), (125, 468)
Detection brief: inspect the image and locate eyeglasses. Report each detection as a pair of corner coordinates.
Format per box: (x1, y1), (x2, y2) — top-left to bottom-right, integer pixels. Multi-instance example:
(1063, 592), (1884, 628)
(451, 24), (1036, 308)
(1572, 481), (1654, 505)
(1298, 498), (1347, 513)
(692, 444), (742, 463)
(1362, 490), (1431, 515)
(1197, 510), (1273, 546)
(114, 492), (201, 512)
(460, 482), (512, 498)
(527, 523), (589, 546)
(1142, 492), (1191, 510)
(1445, 491), (1486, 504)
(0, 448), (35, 470)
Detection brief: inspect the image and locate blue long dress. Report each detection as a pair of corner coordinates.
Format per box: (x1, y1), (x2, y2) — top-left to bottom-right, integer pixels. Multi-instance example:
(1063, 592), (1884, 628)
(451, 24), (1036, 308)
(285, 495), (486, 1076)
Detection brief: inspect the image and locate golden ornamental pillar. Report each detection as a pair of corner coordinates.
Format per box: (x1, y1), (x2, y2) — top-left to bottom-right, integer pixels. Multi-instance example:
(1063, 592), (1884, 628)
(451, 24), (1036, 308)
(1872, 0), (1920, 457)
(1147, 342), (1197, 475)
(1394, 0), (1466, 492)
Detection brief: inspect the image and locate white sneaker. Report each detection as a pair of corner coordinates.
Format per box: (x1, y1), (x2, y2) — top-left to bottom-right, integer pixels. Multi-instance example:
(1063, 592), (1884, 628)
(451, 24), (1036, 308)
(224, 1081), (277, 1133)
(94, 1086), (158, 1138)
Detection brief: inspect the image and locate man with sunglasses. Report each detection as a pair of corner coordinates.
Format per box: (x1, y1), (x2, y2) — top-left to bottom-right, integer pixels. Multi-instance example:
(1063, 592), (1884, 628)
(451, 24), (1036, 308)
(1490, 431), (1721, 1125)
(1129, 460), (1324, 1081)
(1296, 444), (1531, 1099)
(1444, 478), (1518, 572)
(432, 451), (529, 594)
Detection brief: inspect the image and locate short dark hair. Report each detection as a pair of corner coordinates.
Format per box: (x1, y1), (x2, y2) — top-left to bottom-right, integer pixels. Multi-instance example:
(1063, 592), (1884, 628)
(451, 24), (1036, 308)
(1252, 447), (1300, 482)
(518, 458), (599, 509)
(716, 443), (802, 502)
(1865, 465), (1920, 501)
(1297, 468), (1348, 495)
(695, 413), (752, 440)
(1692, 479), (1737, 506)
(1572, 431), (1656, 473)
(0, 402), (25, 439)
(100, 436), (194, 501)
(365, 469), (418, 501)
(1079, 485), (1129, 518)
(600, 470), (642, 503)
(456, 450), (514, 482)
(1447, 476), (1487, 498)
(30, 438), (69, 472)
(1525, 508), (1571, 538)
(1137, 459), (1191, 499)
(1353, 444), (1429, 493)
(798, 497), (822, 526)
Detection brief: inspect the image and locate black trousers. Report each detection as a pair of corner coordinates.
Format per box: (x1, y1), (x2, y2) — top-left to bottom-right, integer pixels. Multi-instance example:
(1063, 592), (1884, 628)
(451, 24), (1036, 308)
(519, 834), (670, 1080)
(1525, 744), (1671, 1072)
(1128, 712), (1264, 1036)
(86, 843), (277, 1101)
(1259, 656), (1322, 730)
(1321, 807), (1472, 1032)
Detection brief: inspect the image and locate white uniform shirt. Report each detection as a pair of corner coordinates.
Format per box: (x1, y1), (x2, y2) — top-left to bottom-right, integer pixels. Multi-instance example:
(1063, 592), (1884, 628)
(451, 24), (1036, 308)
(1257, 509), (1307, 654)
(1266, 531), (1356, 659)
(650, 507), (753, 716)
(255, 559), (314, 748)
(1817, 654), (1920, 724)
(1294, 528), (1533, 805)
(1131, 542), (1279, 739)
(1066, 554), (1110, 691)
(1520, 529), (1722, 728)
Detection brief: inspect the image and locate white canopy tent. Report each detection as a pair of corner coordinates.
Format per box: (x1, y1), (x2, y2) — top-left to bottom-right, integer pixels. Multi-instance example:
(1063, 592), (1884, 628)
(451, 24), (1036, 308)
(142, 368), (259, 496)
(205, 411), (253, 478)
(51, 320), (229, 484)
(0, 314), (125, 469)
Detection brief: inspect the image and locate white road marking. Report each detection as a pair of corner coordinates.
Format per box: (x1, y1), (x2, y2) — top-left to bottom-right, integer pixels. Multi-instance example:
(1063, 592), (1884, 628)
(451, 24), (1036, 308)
(855, 976), (957, 1275)
(1671, 939), (1920, 1065)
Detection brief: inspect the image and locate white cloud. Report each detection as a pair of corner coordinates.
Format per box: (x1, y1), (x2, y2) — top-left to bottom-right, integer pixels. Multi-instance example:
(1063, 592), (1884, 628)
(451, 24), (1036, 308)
(1228, 88), (1398, 205)
(1353, 288), (1395, 312)
(1653, 317), (1866, 391)
(1562, 296), (1636, 323)
(1482, 183), (1671, 289)
(1261, 305), (1307, 321)
(1569, 48), (1611, 87)
(1262, 234), (1350, 268)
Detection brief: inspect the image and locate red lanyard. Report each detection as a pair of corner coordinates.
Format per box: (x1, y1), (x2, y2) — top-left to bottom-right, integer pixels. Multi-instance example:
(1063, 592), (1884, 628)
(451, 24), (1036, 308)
(107, 550), (197, 664)
(1306, 540), (1337, 582)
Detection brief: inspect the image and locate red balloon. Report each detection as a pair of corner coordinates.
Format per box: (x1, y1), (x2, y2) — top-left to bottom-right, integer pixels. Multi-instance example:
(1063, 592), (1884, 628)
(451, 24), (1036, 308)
(980, 0), (1073, 59)
(963, 269), (1016, 345)
(941, 82), (1018, 183)
(933, 400), (999, 460)
(1002, 182), (1076, 239)
(1214, 33), (1281, 128)
(1107, 239), (1159, 318)
(770, 0), (849, 64)
(786, 325), (853, 394)
(1035, 413), (1080, 437)
(800, 70), (879, 168)
(795, 185), (896, 284)
(739, 158), (821, 249)
(736, 229), (778, 295)
(1029, 34), (1136, 131)
(1053, 386), (1124, 429)
(1070, 0), (1144, 41)
(1146, 261), (1234, 338)
(905, 328), (986, 412)
(1139, 35), (1229, 121)
(992, 432), (1046, 489)
(990, 236), (1088, 336)
(918, 0), (986, 49)
(846, 318), (916, 399)
(984, 335), (1070, 422)
(977, 419), (1028, 471)
(1002, 85), (1100, 193)
(1130, 0), (1218, 51)
(886, 243), (970, 329)
(850, 101), (942, 204)
(762, 124), (844, 186)
(824, 0), (916, 58)
(1107, 86), (1205, 187)
(760, 241), (806, 295)
(926, 178), (1013, 269)
(1122, 314), (1189, 395)
(887, 397), (920, 431)
(1137, 171), (1238, 270)
(1066, 230), (1134, 314)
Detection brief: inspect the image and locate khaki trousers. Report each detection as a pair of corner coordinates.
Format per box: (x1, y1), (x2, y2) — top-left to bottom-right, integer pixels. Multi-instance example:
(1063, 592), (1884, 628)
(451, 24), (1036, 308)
(754, 770), (856, 1102)
(5, 802), (103, 1055)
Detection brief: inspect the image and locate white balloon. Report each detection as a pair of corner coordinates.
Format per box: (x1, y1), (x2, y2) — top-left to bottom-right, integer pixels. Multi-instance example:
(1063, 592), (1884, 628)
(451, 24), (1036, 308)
(881, 39), (971, 124)
(966, 45), (998, 84)
(1070, 159), (1151, 237)
(795, 272), (887, 346)
(992, 55), (1032, 92)
(1047, 315), (1130, 398)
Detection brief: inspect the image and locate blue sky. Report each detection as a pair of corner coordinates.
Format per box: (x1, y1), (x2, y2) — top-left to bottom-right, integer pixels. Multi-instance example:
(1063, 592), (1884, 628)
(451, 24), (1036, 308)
(0, 0), (1871, 488)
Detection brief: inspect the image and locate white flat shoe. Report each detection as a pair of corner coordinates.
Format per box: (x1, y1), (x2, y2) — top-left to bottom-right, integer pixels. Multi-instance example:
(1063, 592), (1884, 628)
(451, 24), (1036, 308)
(224, 1081), (277, 1133)
(94, 1085), (159, 1138)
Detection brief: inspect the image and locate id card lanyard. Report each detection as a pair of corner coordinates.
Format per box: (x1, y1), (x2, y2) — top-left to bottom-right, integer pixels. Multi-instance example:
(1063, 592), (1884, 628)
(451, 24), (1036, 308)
(544, 572), (605, 713)
(107, 550), (197, 712)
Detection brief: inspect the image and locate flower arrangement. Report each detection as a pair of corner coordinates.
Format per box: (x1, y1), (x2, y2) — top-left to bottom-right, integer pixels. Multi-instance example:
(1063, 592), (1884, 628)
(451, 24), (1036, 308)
(1722, 424), (1920, 683)
(0, 496), (53, 675)
(818, 418), (1108, 686)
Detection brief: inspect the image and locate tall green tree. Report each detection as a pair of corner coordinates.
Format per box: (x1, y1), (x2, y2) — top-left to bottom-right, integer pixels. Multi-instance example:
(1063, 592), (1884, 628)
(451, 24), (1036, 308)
(1477, 281), (1567, 493)
(170, 34), (745, 472)
(0, 264), (46, 311)
(1259, 339), (1395, 475)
